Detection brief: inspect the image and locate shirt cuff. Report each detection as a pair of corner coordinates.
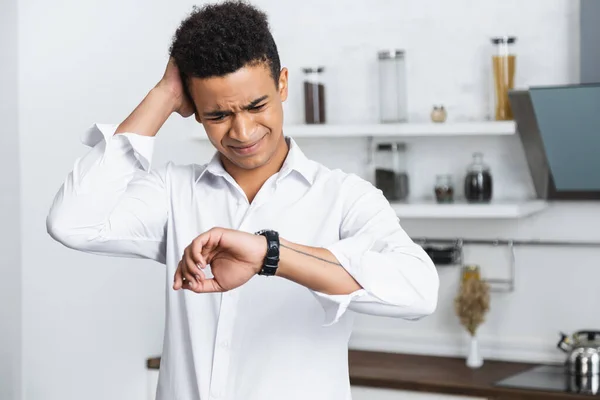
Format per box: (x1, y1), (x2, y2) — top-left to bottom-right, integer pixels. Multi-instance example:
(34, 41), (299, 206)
(311, 289), (366, 326)
(81, 123), (156, 171)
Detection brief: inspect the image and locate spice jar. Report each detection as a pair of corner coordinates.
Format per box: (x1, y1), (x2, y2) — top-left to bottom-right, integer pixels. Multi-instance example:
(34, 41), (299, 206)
(378, 50), (408, 123)
(302, 67), (326, 124)
(374, 143), (409, 201)
(464, 152), (493, 203)
(490, 36), (517, 120)
(434, 174), (454, 203)
(462, 265), (482, 282)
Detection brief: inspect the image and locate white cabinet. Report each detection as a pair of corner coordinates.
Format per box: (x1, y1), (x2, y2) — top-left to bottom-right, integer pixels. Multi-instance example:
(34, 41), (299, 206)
(147, 372), (489, 400)
(351, 386), (487, 400)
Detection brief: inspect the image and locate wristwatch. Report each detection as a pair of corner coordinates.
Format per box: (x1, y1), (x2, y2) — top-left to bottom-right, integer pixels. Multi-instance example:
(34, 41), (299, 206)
(255, 229), (280, 276)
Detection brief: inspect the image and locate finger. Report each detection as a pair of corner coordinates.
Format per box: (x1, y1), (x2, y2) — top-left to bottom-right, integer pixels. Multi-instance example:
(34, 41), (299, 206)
(194, 268), (206, 285)
(192, 228), (223, 263)
(200, 248), (218, 266)
(188, 236), (209, 267)
(173, 260), (184, 290)
(196, 253), (208, 270)
(184, 248), (200, 289)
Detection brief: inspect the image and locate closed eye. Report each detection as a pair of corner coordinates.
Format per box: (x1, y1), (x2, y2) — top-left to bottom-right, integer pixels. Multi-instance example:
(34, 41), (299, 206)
(248, 103), (267, 112)
(206, 113), (227, 121)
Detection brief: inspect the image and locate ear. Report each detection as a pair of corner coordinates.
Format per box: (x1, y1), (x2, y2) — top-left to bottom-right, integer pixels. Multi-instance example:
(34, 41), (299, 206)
(278, 67), (288, 102)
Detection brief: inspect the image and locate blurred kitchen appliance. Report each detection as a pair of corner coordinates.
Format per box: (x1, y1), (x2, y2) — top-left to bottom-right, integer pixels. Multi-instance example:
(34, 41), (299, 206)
(558, 331), (600, 376)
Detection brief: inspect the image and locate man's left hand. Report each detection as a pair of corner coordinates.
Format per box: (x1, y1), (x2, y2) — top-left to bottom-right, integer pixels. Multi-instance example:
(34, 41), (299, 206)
(173, 227), (267, 293)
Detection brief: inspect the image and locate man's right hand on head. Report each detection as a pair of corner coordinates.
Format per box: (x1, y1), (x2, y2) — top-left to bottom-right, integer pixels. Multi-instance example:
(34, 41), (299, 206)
(155, 57), (195, 118)
(114, 57), (195, 137)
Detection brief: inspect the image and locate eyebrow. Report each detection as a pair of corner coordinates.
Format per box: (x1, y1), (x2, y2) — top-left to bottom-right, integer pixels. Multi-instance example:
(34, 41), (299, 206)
(203, 95), (269, 118)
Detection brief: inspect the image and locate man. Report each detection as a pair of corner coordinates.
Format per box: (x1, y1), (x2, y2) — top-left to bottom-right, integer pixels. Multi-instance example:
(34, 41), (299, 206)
(46, 2), (439, 399)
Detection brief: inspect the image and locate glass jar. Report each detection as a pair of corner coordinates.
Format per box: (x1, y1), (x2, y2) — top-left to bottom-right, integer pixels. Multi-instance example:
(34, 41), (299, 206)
(378, 50), (408, 123)
(490, 36), (517, 121)
(462, 265), (482, 282)
(464, 152), (493, 203)
(434, 174), (454, 203)
(302, 67), (326, 124)
(374, 143), (409, 201)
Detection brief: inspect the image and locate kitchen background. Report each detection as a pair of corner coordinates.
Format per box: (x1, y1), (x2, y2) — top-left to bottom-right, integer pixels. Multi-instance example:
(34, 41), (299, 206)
(2, 0), (599, 399)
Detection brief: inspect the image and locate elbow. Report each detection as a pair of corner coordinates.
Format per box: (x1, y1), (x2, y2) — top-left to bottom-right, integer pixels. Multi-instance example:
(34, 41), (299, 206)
(415, 286), (439, 318)
(46, 211), (71, 247)
(381, 289), (438, 321)
(46, 190), (71, 246)
(408, 261), (440, 319)
(416, 255), (440, 315)
(46, 209), (86, 250)
(387, 258), (440, 320)
(348, 292), (438, 320)
(349, 277), (439, 320)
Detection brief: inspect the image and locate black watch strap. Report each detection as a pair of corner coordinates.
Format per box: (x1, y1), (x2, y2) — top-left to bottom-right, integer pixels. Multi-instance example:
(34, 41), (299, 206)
(255, 230), (280, 276)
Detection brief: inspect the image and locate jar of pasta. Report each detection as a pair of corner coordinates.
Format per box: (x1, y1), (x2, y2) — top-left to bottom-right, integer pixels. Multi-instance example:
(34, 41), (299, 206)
(490, 36), (517, 120)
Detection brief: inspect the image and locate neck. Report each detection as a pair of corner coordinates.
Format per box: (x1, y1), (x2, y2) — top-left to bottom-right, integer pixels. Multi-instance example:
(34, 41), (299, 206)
(221, 135), (289, 203)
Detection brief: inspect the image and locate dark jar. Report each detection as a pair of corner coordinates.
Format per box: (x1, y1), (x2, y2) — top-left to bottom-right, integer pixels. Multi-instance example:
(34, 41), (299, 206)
(435, 174), (454, 203)
(302, 67), (326, 124)
(374, 143), (409, 201)
(464, 152), (493, 203)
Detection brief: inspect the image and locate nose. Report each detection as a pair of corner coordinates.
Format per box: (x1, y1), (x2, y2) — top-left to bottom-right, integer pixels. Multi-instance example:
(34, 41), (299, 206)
(228, 112), (255, 143)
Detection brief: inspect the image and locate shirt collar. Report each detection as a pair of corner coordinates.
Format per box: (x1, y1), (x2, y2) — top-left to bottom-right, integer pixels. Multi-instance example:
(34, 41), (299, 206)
(194, 136), (317, 185)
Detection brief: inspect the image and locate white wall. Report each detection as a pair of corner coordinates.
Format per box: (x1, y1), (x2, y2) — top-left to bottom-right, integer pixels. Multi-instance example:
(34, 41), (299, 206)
(1, 0), (22, 399)
(18, 1), (175, 399)
(17, 0), (593, 399)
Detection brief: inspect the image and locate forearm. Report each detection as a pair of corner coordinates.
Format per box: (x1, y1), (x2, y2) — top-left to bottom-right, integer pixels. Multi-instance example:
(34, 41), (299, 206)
(276, 238), (361, 295)
(115, 87), (177, 137)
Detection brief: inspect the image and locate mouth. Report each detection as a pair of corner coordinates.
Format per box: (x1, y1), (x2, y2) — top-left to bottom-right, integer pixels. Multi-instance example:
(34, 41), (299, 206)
(228, 134), (266, 156)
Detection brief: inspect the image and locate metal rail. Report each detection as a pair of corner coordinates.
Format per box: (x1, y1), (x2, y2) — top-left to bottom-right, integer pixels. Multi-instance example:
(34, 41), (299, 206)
(413, 237), (600, 248)
(412, 237), (600, 293)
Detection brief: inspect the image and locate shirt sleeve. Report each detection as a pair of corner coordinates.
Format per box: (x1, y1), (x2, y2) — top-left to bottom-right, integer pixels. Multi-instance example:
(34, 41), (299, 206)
(312, 175), (439, 326)
(46, 123), (169, 263)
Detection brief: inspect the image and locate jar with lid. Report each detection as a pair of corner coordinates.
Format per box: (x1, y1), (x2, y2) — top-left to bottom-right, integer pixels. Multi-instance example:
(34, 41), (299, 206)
(374, 143), (409, 201)
(462, 265), (482, 282)
(464, 152), (493, 203)
(434, 174), (454, 203)
(302, 67), (326, 124)
(489, 36), (517, 120)
(378, 50), (408, 123)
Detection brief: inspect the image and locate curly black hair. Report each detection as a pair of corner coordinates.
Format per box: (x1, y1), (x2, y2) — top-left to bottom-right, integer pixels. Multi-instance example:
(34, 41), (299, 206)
(169, 1), (281, 93)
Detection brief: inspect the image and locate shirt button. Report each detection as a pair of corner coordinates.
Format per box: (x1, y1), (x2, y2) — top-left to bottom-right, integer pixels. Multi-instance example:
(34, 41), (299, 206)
(219, 340), (229, 348)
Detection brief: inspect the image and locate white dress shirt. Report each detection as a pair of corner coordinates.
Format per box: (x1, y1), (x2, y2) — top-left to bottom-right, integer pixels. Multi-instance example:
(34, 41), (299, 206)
(46, 124), (439, 400)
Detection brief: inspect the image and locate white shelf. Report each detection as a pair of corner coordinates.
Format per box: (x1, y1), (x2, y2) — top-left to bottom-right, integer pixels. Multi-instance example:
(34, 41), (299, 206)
(285, 121), (516, 138)
(192, 121), (516, 140)
(391, 200), (547, 219)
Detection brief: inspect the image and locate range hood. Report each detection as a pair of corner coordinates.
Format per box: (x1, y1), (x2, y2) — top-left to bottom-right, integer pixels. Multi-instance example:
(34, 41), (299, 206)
(508, 84), (600, 200)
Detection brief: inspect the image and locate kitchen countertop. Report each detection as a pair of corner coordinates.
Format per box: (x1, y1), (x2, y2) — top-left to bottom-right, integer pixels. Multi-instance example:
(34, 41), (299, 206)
(147, 350), (591, 400)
